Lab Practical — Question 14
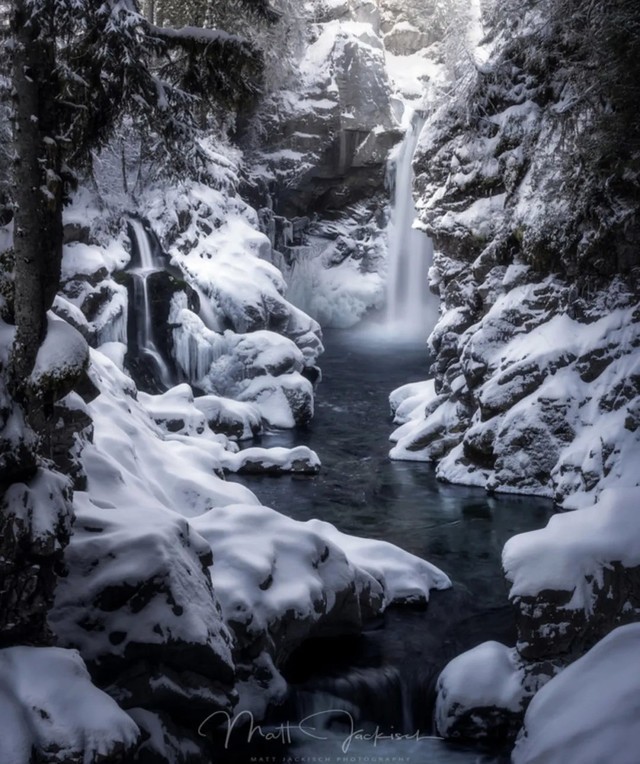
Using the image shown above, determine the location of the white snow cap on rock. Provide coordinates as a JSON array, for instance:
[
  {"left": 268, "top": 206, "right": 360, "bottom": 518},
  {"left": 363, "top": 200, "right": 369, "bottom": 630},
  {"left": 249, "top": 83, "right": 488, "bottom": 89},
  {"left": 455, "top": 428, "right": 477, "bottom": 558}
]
[
  {"left": 503, "top": 487, "right": 640, "bottom": 610},
  {"left": 435, "top": 641, "right": 526, "bottom": 737},
  {"left": 512, "top": 623, "right": 640, "bottom": 764}
]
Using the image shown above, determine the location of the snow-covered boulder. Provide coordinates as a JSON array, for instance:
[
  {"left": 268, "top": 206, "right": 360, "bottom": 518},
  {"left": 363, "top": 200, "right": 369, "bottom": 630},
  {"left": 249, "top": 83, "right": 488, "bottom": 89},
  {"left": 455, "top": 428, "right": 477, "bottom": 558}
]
[
  {"left": 170, "top": 304, "right": 316, "bottom": 428},
  {"left": 56, "top": 237, "right": 130, "bottom": 347},
  {"left": 0, "top": 647, "right": 140, "bottom": 764},
  {"left": 436, "top": 487, "right": 640, "bottom": 748},
  {"left": 435, "top": 641, "right": 527, "bottom": 743},
  {"left": 27, "top": 314, "right": 89, "bottom": 402},
  {"left": 1, "top": 468, "right": 74, "bottom": 645},
  {"left": 503, "top": 487, "right": 640, "bottom": 662},
  {"left": 512, "top": 623, "right": 640, "bottom": 764},
  {"left": 50, "top": 494, "right": 236, "bottom": 716},
  {"left": 194, "top": 393, "right": 262, "bottom": 441},
  {"left": 223, "top": 445, "right": 321, "bottom": 475},
  {"left": 192, "top": 504, "right": 450, "bottom": 714}
]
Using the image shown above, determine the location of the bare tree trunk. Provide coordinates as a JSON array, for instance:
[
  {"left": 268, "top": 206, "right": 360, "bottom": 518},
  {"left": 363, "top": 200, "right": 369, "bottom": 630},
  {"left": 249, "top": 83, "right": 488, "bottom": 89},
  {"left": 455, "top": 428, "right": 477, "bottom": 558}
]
[{"left": 9, "top": 0, "right": 63, "bottom": 401}]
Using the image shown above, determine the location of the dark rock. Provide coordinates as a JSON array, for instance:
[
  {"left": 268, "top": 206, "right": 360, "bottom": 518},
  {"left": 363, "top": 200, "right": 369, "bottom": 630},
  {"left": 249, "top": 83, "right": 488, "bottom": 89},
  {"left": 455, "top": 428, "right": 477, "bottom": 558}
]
[
  {"left": 510, "top": 563, "right": 640, "bottom": 663},
  {"left": 63, "top": 222, "right": 91, "bottom": 245}
]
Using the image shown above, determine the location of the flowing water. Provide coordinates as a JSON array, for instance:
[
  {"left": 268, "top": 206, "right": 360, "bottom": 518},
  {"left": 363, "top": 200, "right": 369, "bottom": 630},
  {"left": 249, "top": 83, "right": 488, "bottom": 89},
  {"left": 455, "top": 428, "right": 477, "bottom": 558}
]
[
  {"left": 128, "top": 219, "right": 173, "bottom": 388},
  {"left": 222, "top": 326, "right": 555, "bottom": 764},
  {"left": 386, "top": 113, "right": 437, "bottom": 340}
]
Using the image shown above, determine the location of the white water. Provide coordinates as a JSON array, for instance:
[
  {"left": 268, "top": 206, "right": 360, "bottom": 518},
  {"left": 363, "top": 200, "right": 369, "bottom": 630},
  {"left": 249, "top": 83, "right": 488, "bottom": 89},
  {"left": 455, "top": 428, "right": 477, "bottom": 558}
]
[
  {"left": 129, "top": 219, "right": 173, "bottom": 388},
  {"left": 386, "top": 113, "right": 437, "bottom": 341}
]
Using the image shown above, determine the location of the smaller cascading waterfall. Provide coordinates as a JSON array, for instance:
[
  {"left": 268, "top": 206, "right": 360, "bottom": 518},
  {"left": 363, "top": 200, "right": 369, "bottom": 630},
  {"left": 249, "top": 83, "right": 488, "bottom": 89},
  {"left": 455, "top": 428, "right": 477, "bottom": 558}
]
[
  {"left": 386, "top": 112, "right": 437, "bottom": 339},
  {"left": 128, "top": 219, "right": 173, "bottom": 388}
]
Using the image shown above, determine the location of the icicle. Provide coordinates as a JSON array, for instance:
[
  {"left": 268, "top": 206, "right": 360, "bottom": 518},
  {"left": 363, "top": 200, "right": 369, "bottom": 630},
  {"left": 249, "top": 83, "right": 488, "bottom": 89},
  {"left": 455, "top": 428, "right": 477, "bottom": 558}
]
[{"left": 169, "top": 294, "right": 228, "bottom": 386}]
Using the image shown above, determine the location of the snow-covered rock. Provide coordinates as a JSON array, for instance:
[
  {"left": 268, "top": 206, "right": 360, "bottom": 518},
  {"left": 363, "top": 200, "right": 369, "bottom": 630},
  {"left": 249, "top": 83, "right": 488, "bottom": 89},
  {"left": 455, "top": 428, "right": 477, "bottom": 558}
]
[
  {"left": 223, "top": 445, "right": 321, "bottom": 475},
  {"left": 503, "top": 487, "right": 640, "bottom": 662},
  {"left": 390, "top": 0, "right": 640, "bottom": 506},
  {"left": 28, "top": 314, "right": 89, "bottom": 401},
  {"left": 191, "top": 502, "right": 450, "bottom": 714},
  {"left": 512, "top": 623, "right": 640, "bottom": 764},
  {"left": 435, "top": 487, "right": 640, "bottom": 747},
  {"left": 435, "top": 641, "right": 527, "bottom": 743},
  {"left": 0, "top": 646, "right": 140, "bottom": 764},
  {"left": 50, "top": 493, "right": 237, "bottom": 716}
]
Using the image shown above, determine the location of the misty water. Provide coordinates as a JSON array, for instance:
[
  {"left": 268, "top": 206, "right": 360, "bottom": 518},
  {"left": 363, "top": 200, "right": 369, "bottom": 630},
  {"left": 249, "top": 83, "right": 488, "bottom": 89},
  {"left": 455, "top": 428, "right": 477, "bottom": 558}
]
[{"left": 220, "top": 326, "right": 555, "bottom": 764}]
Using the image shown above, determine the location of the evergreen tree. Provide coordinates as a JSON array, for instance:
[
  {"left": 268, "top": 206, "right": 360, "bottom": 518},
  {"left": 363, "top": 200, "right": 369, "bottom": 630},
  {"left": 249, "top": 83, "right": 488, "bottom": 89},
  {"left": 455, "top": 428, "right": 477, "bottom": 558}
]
[{"left": 5, "top": 0, "right": 267, "bottom": 396}]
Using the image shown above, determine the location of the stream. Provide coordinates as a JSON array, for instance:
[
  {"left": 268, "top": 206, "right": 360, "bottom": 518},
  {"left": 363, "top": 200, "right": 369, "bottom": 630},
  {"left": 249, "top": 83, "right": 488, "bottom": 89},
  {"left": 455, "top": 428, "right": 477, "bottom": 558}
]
[{"left": 221, "top": 326, "right": 555, "bottom": 764}]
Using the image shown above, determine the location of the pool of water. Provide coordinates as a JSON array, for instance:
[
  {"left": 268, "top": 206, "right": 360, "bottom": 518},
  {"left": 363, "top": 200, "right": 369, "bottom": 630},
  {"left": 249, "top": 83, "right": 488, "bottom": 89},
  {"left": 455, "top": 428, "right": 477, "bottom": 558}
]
[{"left": 222, "top": 327, "right": 555, "bottom": 763}]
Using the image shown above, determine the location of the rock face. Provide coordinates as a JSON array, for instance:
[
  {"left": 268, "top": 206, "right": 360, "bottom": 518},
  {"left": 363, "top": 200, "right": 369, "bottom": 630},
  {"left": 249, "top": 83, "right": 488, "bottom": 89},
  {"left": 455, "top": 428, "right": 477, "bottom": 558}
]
[
  {"left": 412, "top": 0, "right": 640, "bottom": 751},
  {"left": 249, "top": 6, "right": 399, "bottom": 217},
  {"left": 390, "top": 0, "right": 640, "bottom": 508}
]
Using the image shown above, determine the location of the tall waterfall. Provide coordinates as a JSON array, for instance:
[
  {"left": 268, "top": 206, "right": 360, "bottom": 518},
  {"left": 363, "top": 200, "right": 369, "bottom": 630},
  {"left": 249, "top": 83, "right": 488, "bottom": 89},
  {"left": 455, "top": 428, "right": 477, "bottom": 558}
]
[
  {"left": 386, "top": 113, "right": 437, "bottom": 340},
  {"left": 128, "top": 219, "right": 173, "bottom": 389}
]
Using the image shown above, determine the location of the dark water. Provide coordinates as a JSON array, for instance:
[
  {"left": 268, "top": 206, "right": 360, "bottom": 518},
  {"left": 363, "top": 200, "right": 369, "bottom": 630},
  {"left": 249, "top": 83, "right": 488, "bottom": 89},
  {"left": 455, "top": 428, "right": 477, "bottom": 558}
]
[{"left": 221, "top": 327, "right": 555, "bottom": 764}]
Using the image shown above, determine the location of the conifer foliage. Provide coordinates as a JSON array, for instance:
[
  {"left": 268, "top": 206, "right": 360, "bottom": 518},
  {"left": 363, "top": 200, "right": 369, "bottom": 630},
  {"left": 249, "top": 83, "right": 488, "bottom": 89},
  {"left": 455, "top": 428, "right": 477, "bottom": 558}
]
[{"left": 5, "top": 0, "right": 269, "bottom": 391}]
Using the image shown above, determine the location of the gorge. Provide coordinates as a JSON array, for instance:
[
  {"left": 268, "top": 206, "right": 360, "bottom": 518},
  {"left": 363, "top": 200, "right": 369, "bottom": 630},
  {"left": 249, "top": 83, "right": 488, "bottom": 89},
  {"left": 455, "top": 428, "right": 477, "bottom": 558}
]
[{"left": 0, "top": 1, "right": 639, "bottom": 763}]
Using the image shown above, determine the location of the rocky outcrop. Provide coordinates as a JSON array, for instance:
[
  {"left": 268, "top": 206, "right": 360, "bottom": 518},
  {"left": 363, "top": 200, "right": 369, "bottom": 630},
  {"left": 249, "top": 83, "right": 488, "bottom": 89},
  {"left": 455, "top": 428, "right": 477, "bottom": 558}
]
[
  {"left": 50, "top": 494, "right": 237, "bottom": 761},
  {"left": 390, "top": 0, "right": 640, "bottom": 507},
  {"left": 248, "top": 5, "right": 400, "bottom": 217},
  {"left": 413, "top": 0, "right": 640, "bottom": 749}
]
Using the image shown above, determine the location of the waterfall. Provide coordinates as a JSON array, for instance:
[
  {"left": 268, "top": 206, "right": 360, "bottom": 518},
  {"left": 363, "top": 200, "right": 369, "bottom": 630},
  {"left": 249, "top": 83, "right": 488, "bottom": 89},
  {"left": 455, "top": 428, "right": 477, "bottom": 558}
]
[
  {"left": 128, "top": 219, "right": 173, "bottom": 389},
  {"left": 386, "top": 113, "right": 437, "bottom": 340}
]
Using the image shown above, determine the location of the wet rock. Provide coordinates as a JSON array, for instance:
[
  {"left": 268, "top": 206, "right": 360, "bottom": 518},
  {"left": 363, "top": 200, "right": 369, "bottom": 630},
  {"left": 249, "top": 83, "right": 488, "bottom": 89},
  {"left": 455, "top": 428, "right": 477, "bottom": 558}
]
[{"left": 63, "top": 222, "right": 92, "bottom": 245}]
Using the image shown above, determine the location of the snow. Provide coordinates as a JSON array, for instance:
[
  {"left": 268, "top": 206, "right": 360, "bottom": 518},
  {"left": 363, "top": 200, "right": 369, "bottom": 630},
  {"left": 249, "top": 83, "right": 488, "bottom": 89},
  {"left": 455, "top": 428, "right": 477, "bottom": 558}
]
[
  {"left": 435, "top": 641, "right": 525, "bottom": 736},
  {"left": 512, "top": 623, "right": 640, "bottom": 764},
  {"left": 503, "top": 487, "right": 640, "bottom": 609},
  {"left": 389, "top": 379, "right": 436, "bottom": 421},
  {"left": 61, "top": 242, "right": 108, "bottom": 280},
  {"left": 193, "top": 393, "right": 262, "bottom": 441},
  {"left": 306, "top": 518, "right": 451, "bottom": 605},
  {"left": 29, "top": 314, "right": 88, "bottom": 391},
  {"left": 51, "top": 492, "right": 235, "bottom": 669},
  {"left": 0, "top": 647, "right": 139, "bottom": 764},
  {"left": 223, "top": 445, "right": 320, "bottom": 474},
  {"left": 2, "top": 468, "right": 72, "bottom": 549},
  {"left": 81, "top": 348, "right": 259, "bottom": 516},
  {"left": 191, "top": 504, "right": 380, "bottom": 642},
  {"left": 285, "top": 233, "right": 385, "bottom": 329}
]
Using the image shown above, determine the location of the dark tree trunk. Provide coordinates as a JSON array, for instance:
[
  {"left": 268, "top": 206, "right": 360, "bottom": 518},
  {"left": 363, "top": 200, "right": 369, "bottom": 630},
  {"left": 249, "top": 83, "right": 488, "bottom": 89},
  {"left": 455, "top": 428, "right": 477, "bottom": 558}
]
[{"left": 9, "top": 0, "right": 63, "bottom": 399}]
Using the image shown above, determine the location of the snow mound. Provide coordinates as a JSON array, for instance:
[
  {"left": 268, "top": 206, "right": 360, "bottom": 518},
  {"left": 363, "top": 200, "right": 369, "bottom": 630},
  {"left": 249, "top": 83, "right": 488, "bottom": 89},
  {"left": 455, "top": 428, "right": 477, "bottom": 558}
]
[
  {"left": 29, "top": 314, "right": 88, "bottom": 395},
  {"left": 0, "top": 646, "right": 140, "bottom": 764},
  {"left": 512, "top": 623, "right": 640, "bottom": 764},
  {"left": 306, "top": 518, "right": 451, "bottom": 605},
  {"left": 223, "top": 445, "right": 320, "bottom": 475},
  {"left": 435, "top": 641, "right": 526, "bottom": 740},
  {"left": 83, "top": 348, "right": 258, "bottom": 517}
]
